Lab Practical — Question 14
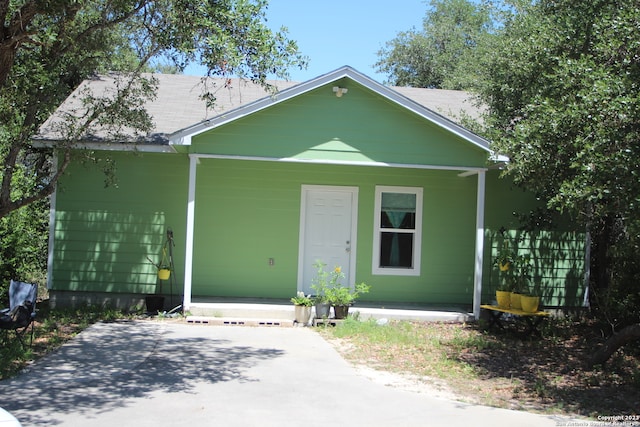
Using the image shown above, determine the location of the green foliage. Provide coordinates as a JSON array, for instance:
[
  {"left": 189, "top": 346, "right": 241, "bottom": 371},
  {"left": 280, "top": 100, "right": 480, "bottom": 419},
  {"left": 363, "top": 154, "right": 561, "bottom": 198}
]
[
  {"left": 325, "top": 282, "right": 371, "bottom": 306},
  {"left": 0, "top": 0, "right": 307, "bottom": 294},
  {"left": 0, "top": 197, "right": 48, "bottom": 304},
  {"left": 477, "top": 0, "right": 640, "bottom": 323},
  {"left": 329, "top": 318, "right": 423, "bottom": 346},
  {"left": 310, "top": 261, "right": 344, "bottom": 303},
  {"left": 290, "top": 291, "right": 313, "bottom": 307},
  {"left": 0, "top": 0, "right": 308, "bottom": 219},
  {"left": 310, "top": 260, "right": 371, "bottom": 305},
  {"left": 493, "top": 239, "right": 532, "bottom": 293},
  {"left": 375, "top": 0, "right": 497, "bottom": 89},
  {"left": 594, "top": 225, "right": 640, "bottom": 329},
  {"left": 480, "top": 0, "right": 640, "bottom": 225}
]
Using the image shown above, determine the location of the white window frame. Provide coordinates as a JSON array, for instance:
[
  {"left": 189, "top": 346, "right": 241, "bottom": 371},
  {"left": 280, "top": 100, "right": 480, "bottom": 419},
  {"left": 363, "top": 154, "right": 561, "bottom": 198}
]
[{"left": 372, "top": 186, "right": 423, "bottom": 276}]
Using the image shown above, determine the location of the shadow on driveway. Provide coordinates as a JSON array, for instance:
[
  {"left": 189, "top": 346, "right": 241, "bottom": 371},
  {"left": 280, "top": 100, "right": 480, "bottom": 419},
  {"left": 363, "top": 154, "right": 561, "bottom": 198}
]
[{"left": 0, "top": 321, "right": 284, "bottom": 426}]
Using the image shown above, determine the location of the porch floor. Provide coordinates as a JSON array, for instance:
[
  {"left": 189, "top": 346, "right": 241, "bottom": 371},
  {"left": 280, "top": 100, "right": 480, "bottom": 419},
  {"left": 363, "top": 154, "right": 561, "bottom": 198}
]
[{"left": 185, "top": 297, "right": 474, "bottom": 324}]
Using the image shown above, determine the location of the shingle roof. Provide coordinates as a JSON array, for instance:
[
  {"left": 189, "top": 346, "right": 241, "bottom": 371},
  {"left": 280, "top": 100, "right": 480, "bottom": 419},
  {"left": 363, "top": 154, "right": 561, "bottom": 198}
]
[{"left": 36, "top": 68, "right": 483, "bottom": 146}]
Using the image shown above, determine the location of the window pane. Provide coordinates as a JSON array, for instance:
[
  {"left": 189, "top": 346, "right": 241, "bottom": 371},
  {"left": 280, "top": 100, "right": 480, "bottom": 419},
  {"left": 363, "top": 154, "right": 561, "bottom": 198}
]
[
  {"left": 379, "top": 232, "right": 414, "bottom": 268},
  {"left": 381, "top": 192, "right": 416, "bottom": 230},
  {"left": 381, "top": 211, "right": 415, "bottom": 229}
]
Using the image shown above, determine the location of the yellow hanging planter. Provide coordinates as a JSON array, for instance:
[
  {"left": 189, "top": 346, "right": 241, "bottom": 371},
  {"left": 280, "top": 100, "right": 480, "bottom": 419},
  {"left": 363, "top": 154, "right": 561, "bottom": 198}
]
[
  {"left": 499, "top": 262, "right": 510, "bottom": 272},
  {"left": 158, "top": 268, "right": 171, "bottom": 280}
]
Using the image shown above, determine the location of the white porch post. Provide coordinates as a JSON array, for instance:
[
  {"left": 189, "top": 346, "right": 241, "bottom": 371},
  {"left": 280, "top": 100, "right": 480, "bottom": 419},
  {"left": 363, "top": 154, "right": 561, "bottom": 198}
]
[
  {"left": 183, "top": 154, "right": 198, "bottom": 311},
  {"left": 46, "top": 153, "right": 59, "bottom": 290},
  {"left": 473, "top": 170, "right": 486, "bottom": 320}
]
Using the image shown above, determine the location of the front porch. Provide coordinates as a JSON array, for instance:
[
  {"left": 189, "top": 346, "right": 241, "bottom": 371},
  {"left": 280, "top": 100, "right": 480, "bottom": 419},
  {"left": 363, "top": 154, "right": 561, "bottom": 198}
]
[{"left": 186, "top": 297, "right": 473, "bottom": 326}]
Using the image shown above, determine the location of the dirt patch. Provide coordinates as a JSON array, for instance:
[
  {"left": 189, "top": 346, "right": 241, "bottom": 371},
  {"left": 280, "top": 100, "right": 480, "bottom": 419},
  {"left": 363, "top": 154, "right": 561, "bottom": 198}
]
[{"left": 323, "top": 319, "right": 640, "bottom": 418}]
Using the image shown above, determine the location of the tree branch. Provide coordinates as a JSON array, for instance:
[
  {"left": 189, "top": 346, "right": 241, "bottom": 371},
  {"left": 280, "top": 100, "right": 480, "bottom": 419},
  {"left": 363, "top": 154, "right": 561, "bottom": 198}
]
[{"left": 589, "top": 323, "right": 640, "bottom": 368}]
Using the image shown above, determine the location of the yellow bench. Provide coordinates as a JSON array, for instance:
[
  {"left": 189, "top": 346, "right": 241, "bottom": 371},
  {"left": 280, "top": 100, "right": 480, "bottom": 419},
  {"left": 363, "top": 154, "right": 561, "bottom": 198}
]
[{"left": 480, "top": 304, "right": 551, "bottom": 337}]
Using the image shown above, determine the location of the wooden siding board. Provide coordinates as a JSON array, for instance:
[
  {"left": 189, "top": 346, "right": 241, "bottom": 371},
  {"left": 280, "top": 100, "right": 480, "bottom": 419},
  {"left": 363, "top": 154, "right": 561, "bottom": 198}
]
[
  {"left": 482, "top": 171, "right": 586, "bottom": 307},
  {"left": 189, "top": 158, "right": 479, "bottom": 304},
  {"left": 52, "top": 152, "right": 188, "bottom": 294},
  {"left": 52, "top": 152, "right": 586, "bottom": 307},
  {"left": 191, "top": 84, "right": 487, "bottom": 167}
]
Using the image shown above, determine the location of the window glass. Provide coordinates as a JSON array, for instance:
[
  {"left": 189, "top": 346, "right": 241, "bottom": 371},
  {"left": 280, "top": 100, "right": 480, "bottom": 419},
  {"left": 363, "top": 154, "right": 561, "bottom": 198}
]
[{"left": 373, "top": 187, "right": 422, "bottom": 276}]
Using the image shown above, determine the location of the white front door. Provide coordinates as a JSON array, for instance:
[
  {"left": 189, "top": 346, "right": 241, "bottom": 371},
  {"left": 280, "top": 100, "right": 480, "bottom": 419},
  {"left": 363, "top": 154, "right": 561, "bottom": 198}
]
[{"left": 298, "top": 186, "right": 358, "bottom": 295}]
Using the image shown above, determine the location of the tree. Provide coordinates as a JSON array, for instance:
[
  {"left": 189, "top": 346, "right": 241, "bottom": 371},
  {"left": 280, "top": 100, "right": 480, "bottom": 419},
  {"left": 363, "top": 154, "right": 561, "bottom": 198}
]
[
  {"left": 477, "top": 0, "right": 640, "bottom": 335},
  {"left": 0, "top": 0, "right": 307, "bottom": 220},
  {"left": 374, "top": 0, "right": 496, "bottom": 89}
]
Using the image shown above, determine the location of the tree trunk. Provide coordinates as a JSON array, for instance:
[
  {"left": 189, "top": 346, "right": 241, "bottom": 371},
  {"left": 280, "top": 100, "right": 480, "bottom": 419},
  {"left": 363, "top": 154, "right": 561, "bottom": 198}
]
[
  {"left": 588, "top": 215, "right": 614, "bottom": 312},
  {"left": 589, "top": 323, "right": 640, "bottom": 368}
]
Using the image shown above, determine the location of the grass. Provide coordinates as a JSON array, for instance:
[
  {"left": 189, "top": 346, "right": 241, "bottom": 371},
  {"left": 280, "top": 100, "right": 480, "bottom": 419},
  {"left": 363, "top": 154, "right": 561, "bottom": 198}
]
[
  {"left": 321, "top": 317, "right": 498, "bottom": 383},
  {"left": 318, "top": 316, "right": 640, "bottom": 418}
]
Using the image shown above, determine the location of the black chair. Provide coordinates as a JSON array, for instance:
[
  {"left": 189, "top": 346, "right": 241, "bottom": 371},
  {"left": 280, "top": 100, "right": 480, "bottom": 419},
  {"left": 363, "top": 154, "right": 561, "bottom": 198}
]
[{"left": 0, "top": 280, "right": 38, "bottom": 347}]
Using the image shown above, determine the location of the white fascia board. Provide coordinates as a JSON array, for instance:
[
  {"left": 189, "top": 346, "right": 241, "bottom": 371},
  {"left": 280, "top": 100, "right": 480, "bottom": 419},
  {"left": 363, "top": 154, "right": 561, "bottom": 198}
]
[{"left": 191, "top": 152, "right": 488, "bottom": 173}]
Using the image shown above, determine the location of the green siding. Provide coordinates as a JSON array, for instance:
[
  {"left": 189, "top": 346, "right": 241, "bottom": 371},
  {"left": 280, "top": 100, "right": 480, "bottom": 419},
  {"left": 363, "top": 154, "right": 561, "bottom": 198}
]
[
  {"left": 52, "top": 154, "right": 585, "bottom": 307},
  {"left": 49, "top": 80, "right": 585, "bottom": 308},
  {"left": 483, "top": 171, "right": 586, "bottom": 308},
  {"left": 191, "top": 80, "right": 488, "bottom": 168},
  {"left": 191, "top": 158, "right": 479, "bottom": 304},
  {"left": 52, "top": 152, "right": 189, "bottom": 294}
]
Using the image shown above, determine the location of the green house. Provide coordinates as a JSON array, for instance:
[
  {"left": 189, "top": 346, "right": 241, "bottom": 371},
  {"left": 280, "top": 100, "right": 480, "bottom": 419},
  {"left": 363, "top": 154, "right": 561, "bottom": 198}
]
[{"left": 38, "top": 66, "right": 587, "bottom": 318}]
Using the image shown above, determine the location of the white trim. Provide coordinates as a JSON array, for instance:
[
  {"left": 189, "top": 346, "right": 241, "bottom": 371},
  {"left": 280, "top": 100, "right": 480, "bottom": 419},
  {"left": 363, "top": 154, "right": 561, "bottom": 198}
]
[
  {"left": 473, "top": 171, "right": 486, "bottom": 320},
  {"left": 372, "top": 186, "right": 423, "bottom": 276},
  {"left": 46, "top": 154, "right": 59, "bottom": 290},
  {"left": 583, "top": 230, "right": 591, "bottom": 308},
  {"left": 183, "top": 154, "right": 198, "bottom": 311},
  {"left": 297, "top": 185, "right": 359, "bottom": 290},
  {"left": 189, "top": 153, "right": 487, "bottom": 174}
]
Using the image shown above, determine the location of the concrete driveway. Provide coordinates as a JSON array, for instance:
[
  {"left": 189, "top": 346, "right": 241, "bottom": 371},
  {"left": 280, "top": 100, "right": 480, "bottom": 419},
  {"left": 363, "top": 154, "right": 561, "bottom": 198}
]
[{"left": 0, "top": 321, "right": 577, "bottom": 427}]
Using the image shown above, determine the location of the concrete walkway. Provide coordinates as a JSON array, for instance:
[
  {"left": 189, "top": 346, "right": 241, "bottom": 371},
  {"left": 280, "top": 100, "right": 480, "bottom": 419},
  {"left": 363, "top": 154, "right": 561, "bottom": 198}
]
[{"left": 0, "top": 321, "right": 580, "bottom": 427}]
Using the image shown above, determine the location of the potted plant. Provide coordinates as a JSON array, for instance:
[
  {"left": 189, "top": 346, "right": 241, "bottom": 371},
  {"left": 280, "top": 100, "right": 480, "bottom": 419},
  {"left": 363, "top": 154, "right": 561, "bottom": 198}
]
[
  {"left": 290, "top": 291, "right": 313, "bottom": 324},
  {"left": 494, "top": 241, "right": 515, "bottom": 272},
  {"left": 493, "top": 239, "right": 536, "bottom": 310},
  {"left": 494, "top": 241, "right": 515, "bottom": 308},
  {"left": 326, "top": 281, "right": 371, "bottom": 319},
  {"left": 310, "top": 261, "right": 333, "bottom": 318},
  {"left": 145, "top": 250, "right": 171, "bottom": 312},
  {"left": 520, "top": 283, "right": 541, "bottom": 313},
  {"left": 147, "top": 253, "right": 171, "bottom": 280},
  {"left": 510, "top": 254, "right": 532, "bottom": 310}
]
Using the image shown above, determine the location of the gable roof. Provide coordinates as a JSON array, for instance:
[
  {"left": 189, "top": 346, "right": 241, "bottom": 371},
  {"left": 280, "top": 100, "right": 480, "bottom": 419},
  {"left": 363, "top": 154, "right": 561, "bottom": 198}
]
[{"left": 36, "top": 66, "right": 488, "bottom": 152}]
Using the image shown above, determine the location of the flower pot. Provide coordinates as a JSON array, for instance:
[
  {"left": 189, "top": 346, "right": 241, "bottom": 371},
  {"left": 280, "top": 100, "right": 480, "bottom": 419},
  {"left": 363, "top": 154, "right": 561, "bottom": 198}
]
[
  {"left": 315, "top": 302, "right": 331, "bottom": 319},
  {"left": 496, "top": 290, "right": 511, "bottom": 309},
  {"left": 158, "top": 268, "right": 171, "bottom": 280},
  {"left": 333, "top": 305, "right": 350, "bottom": 319},
  {"left": 294, "top": 305, "right": 312, "bottom": 324},
  {"left": 521, "top": 295, "right": 540, "bottom": 313},
  {"left": 145, "top": 295, "right": 165, "bottom": 313},
  {"left": 510, "top": 292, "right": 522, "bottom": 310}
]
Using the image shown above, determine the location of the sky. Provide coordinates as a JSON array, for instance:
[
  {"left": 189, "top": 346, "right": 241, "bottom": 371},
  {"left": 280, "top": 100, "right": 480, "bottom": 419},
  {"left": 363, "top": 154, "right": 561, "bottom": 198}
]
[{"left": 185, "top": 0, "right": 428, "bottom": 84}]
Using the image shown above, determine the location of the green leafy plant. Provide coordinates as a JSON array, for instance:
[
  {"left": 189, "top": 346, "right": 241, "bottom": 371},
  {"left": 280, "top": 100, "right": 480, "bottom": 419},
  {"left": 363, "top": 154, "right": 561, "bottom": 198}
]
[
  {"left": 494, "top": 240, "right": 531, "bottom": 293},
  {"left": 290, "top": 291, "right": 313, "bottom": 307},
  {"left": 310, "top": 261, "right": 344, "bottom": 303},
  {"left": 325, "top": 282, "right": 371, "bottom": 306},
  {"left": 494, "top": 241, "right": 515, "bottom": 273},
  {"left": 310, "top": 260, "right": 371, "bottom": 306}
]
